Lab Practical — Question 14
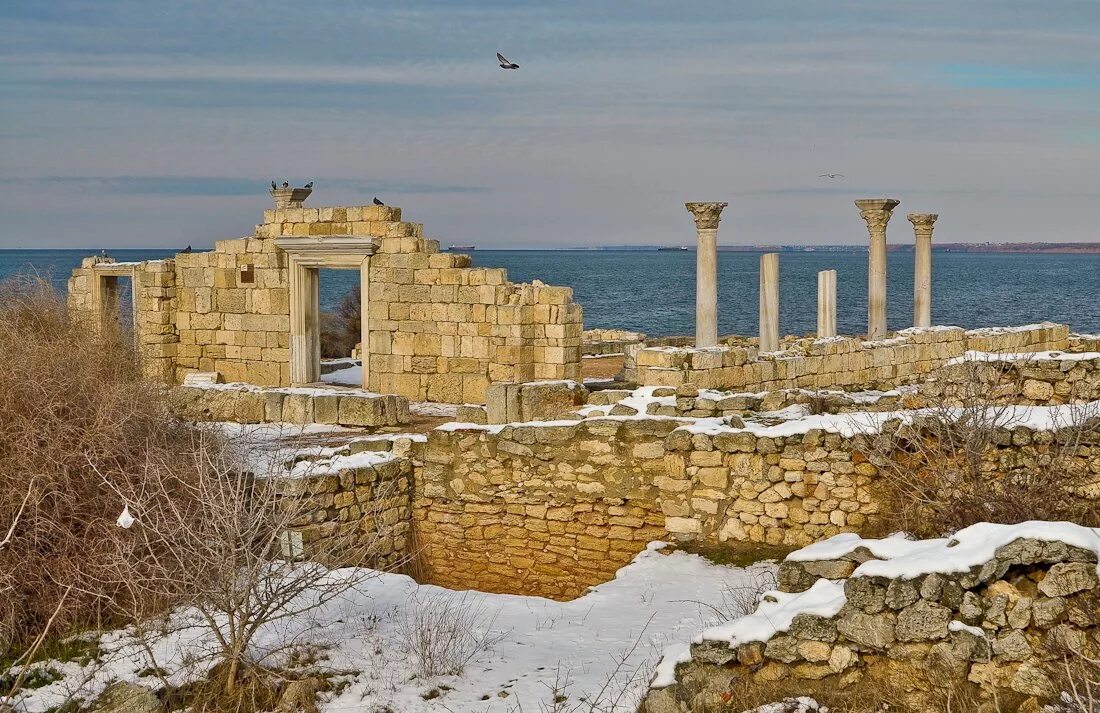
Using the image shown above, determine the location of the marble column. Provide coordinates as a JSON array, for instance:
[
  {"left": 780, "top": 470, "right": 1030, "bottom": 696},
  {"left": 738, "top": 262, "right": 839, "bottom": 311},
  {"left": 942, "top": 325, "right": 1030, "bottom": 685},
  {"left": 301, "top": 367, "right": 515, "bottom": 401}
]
[
  {"left": 908, "top": 213, "right": 938, "bottom": 329},
  {"left": 685, "top": 202, "right": 728, "bottom": 348},
  {"left": 359, "top": 256, "right": 371, "bottom": 390},
  {"left": 855, "top": 198, "right": 900, "bottom": 339},
  {"left": 817, "top": 269, "right": 837, "bottom": 338},
  {"left": 759, "top": 253, "right": 779, "bottom": 352},
  {"left": 289, "top": 258, "right": 321, "bottom": 385}
]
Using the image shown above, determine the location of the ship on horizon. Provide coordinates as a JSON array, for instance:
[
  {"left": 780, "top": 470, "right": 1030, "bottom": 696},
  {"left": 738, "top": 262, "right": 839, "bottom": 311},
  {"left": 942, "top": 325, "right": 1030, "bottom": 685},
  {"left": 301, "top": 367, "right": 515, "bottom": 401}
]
[
  {"left": 656, "top": 245, "right": 689, "bottom": 251},
  {"left": 447, "top": 244, "right": 476, "bottom": 251}
]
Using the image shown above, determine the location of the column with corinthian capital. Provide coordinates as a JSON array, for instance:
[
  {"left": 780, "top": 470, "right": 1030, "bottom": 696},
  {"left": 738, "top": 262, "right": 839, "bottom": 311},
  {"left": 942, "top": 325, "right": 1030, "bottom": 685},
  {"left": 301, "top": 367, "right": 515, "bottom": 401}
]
[
  {"left": 855, "top": 198, "right": 900, "bottom": 339},
  {"left": 685, "top": 202, "right": 728, "bottom": 348},
  {"left": 907, "top": 213, "right": 938, "bottom": 329}
]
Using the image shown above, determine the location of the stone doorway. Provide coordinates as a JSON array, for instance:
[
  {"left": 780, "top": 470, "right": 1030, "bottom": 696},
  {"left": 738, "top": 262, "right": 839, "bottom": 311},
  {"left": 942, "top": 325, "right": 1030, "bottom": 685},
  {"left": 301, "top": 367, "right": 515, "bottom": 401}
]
[
  {"left": 90, "top": 262, "right": 139, "bottom": 339},
  {"left": 273, "top": 236, "right": 377, "bottom": 388}
]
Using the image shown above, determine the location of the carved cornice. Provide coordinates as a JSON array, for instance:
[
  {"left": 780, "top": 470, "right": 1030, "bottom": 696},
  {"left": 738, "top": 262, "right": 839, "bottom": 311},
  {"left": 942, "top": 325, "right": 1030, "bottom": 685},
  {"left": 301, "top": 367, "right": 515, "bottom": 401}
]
[{"left": 685, "top": 202, "right": 728, "bottom": 230}]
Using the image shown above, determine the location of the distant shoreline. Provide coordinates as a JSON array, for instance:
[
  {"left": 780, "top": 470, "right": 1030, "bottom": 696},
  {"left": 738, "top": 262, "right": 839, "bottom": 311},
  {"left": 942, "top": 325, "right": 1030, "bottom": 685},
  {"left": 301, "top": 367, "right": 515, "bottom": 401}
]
[{"left": 563, "top": 243, "right": 1100, "bottom": 254}]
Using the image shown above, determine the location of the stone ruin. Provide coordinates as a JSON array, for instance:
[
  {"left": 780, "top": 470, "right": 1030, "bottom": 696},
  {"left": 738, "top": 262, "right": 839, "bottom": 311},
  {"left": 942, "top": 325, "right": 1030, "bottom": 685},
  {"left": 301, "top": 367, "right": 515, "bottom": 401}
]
[
  {"left": 67, "top": 188, "right": 583, "bottom": 404},
  {"left": 643, "top": 523, "right": 1100, "bottom": 712}
]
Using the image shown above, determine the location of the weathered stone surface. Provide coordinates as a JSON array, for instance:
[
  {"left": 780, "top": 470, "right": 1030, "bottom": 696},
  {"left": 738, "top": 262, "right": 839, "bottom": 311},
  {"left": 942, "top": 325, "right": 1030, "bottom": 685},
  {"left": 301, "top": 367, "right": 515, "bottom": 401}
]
[
  {"left": 1037, "top": 562, "right": 1098, "bottom": 597},
  {"left": 837, "top": 609, "right": 894, "bottom": 649},
  {"left": 896, "top": 599, "right": 952, "bottom": 641}
]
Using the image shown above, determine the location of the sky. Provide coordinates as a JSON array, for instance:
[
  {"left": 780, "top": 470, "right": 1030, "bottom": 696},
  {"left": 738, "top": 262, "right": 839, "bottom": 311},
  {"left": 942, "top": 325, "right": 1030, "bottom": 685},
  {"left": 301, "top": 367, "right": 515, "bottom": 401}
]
[{"left": 1, "top": 1, "right": 1099, "bottom": 249}]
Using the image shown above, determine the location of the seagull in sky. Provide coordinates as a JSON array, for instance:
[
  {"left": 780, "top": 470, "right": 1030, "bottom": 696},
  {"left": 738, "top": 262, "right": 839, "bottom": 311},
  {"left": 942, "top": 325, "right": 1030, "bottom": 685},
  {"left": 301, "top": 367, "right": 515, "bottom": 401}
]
[
  {"left": 497, "top": 52, "right": 519, "bottom": 70},
  {"left": 373, "top": 197, "right": 385, "bottom": 206},
  {"left": 819, "top": 173, "right": 845, "bottom": 179}
]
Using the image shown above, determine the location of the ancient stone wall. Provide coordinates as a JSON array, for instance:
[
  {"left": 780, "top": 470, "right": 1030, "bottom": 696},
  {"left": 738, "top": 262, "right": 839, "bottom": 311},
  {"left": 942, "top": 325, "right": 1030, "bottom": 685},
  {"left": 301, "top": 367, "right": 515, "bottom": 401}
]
[
  {"left": 274, "top": 451, "right": 415, "bottom": 572},
  {"left": 411, "top": 414, "right": 1100, "bottom": 599},
  {"left": 635, "top": 324, "right": 1070, "bottom": 392},
  {"left": 645, "top": 525, "right": 1100, "bottom": 712},
  {"left": 67, "top": 257, "right": 179, "bottom": 382},
  {"left": 366, "top": 235, "right": 583, "bottom": 403},
  {"left": 169, "top": 382, "right": 410, "bottom": 427},
  {"left": 923, "top": 352, "right": 1100, "bottom": 405}
]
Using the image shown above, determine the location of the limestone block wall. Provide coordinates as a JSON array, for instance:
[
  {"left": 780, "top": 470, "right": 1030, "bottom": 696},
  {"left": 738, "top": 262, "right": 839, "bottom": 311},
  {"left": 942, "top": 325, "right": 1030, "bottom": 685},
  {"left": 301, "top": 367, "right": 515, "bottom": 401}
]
[
  {"left": 416, "top": 420, "right": 674, "bottom": 598},
  {"left": 169, "top": 383, "right": 410, "bottom": 427},
  {"left": 645, "top": 526, "right": 1100, "bottom": 712},
  {"left": 412, "top": 414, "right": 1100, "bottom": 599},
  {"left": 67, "top": 257, "right": 179, "bottom": 382},
  {"left": 366, "top": 237, "right": 584, "bottom": 403},
  {"left": 69, "top": 202, "right": 583, "bottom": 399},
  {"left": 172, "top": 236, "right": 291, "bottom": 385},
  {"left": 635, "top": 324, "right": 1070, "bottom": 392}
]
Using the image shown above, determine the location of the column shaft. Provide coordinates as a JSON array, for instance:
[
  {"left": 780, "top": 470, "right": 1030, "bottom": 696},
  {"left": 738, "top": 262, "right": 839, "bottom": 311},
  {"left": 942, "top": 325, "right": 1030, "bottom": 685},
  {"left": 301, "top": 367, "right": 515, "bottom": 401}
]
[
  {"left": 759, "top": 253, "right": 779, "bottom": 352},
  {"left": 696, "top": 228, "right": 718, "bottom": 347},
  {"left": 817, "top": 269, "right": 837, "bottom": 338},
  {"left": 855, "top": 199, "right": 900, "bottom": 339}
]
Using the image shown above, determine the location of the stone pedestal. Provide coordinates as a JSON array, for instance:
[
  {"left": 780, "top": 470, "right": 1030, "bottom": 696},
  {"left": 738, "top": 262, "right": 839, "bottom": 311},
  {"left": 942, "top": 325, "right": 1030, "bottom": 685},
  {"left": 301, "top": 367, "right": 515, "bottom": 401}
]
[
  {"left": 270, "top": 187, "right": 313, "bottom": 209},
  {"left": 908, "top": 213, "right": 938, "bottom": 329},
  {"left": 817, "top": 269, "right": 837, "bottom": 338},
  {"left": 759, "top": 253, "right": 779, "bottom": 352},
  {"left": 685, "top": 202, "right": 728, "bottom": 348},
  {"left": 855, "top": 198, "right": 900, "bottom": 339}
]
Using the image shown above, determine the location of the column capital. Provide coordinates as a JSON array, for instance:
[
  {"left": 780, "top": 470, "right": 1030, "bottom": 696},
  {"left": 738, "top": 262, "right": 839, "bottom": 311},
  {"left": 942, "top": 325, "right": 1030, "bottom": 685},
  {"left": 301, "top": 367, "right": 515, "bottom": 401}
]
[
  {"left": 685, "top": 202, "right": 728, "bottom": 230},
  {"left": 907, "top": 212, "right": 939, "bottom": 235},
  {"left": 855, "top": 198, "right": 900, "bottom": 233}
]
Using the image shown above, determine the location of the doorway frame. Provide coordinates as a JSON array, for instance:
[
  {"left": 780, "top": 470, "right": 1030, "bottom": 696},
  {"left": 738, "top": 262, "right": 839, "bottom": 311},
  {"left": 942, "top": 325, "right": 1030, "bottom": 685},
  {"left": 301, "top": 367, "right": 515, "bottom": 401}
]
[{"left": 273, "top": 236, "right": 377, "bottom": 388}]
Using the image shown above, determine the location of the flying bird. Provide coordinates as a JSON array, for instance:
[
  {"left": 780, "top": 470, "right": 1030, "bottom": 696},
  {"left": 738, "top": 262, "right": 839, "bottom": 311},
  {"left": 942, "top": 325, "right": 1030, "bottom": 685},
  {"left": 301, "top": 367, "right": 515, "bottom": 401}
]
[
  {"left": 304, "top": 181, "right": 314, "bottom": 189},
  {"left": 373, "top": 197, "right": 385, "bottom": 206},
  {"left": 271, "top": 180, "right": 277, "bottom": 190},
  {"left": 497, "top": 52, "right": 519, "bottom": 70},
  {"left": 282, "top": 181, "right": 289, "bottom": 188},
  {"left": 819, "top": 173, "right": 845, "bottom": 179}
]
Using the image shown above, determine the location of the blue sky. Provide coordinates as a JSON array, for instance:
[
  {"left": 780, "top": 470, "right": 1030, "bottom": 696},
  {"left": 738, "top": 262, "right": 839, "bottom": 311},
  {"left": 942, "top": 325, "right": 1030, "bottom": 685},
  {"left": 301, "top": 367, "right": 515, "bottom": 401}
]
[{"left": 1, "top": 1, "right": 1098, "bottom": 248}]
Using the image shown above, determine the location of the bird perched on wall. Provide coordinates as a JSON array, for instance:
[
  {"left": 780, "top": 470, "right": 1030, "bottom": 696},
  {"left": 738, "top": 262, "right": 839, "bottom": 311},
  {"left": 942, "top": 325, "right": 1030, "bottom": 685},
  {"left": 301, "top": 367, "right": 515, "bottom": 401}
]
[
  {"left": 304, "top": 181, "right": 314, "bottom": 189},
  {"left": 373, "top": 196, "right": 385, "bottom": 206},
  {"left": 497, "top": 52, "right": 519, "bottom": 70},
  {"left": 270, "top": 180, "right": 277, "bottom": 190},
  {"left": 282, "top": 181, "right": 289, "bottom": 188},
  {"left": 182, "top": 245, "right": 192, "bottom": 253}
]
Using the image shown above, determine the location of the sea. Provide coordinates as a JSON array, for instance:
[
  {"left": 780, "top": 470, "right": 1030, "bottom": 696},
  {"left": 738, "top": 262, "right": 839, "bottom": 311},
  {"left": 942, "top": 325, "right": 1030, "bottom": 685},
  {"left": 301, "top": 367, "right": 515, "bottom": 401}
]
[{"left": 2, "top": 248, "right": 1098, "bottom": 337}]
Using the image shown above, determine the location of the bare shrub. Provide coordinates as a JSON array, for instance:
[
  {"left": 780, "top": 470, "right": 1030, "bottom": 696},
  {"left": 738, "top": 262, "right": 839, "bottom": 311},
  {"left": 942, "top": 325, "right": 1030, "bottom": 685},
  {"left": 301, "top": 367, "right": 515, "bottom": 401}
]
[
  {"left": 320, "top": 286, "right": 360, "bottom": 359},
  {"left": 397, "top": 590, "right": 509, "bottom": 677},
  {"left": 858, "top": 359, "right": 1100, "bottom": 538},
  {"left": 0, "top": 276, "right": 189, "bottom": 654}
]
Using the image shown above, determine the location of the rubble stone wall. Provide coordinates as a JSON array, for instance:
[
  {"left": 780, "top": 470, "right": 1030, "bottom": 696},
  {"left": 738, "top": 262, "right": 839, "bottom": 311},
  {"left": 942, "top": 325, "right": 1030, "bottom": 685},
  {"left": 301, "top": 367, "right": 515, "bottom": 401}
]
[
  {"left": 636, "top": 324, "right": 1070, "bottom": 392},
  {"left": 645, "top": 532, "right": 1100, "bottom": 712},
  {"left": 922, "top": 353, "right": 1100, "bottom": 406},
  {"left": 274, "top": 454, "right": 415, "bottom": 572},
  {"left": 412, "top": 415, "right": 1100, "bottom": 599}
]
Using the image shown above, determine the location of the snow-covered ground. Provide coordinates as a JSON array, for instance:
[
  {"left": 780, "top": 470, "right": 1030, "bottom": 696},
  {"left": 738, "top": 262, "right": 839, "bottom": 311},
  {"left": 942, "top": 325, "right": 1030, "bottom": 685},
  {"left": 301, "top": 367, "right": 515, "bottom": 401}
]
[{"left": 10, "top": 545, "right": 774, "bottom": 713}]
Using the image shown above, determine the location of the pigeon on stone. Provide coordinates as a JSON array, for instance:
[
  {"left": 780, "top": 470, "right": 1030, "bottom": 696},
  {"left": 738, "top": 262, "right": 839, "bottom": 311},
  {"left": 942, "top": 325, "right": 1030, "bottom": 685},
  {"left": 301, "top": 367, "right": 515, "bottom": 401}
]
[
  {"left": 116, "top": 505, "right": 135, "bottom": 529},
  {"left": 373, "top": 197, "right": 385, "bottom": 206},
  {"left": 271, "top": 180, "right": 277, "bottom": 190},
  {"left": 282, "top": 181, "right": 290, "bottom": 188},
  {"left": 304, "top": 181, "right": 314, "bottom": 189},
  {"left": 182, "top": 245, "right": 192, "bottom": 253},
  {"left": 497, "top": 52, "right": 519, "bottom": 70}
]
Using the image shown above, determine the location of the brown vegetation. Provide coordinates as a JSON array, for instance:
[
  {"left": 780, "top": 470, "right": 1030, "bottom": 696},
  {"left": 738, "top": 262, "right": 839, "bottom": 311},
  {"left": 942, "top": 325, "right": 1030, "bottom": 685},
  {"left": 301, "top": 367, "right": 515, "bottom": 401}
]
[
  {"left": 860, "top": 359, "right": 1100, "bottom": 538},
  {"left": 319, "top": 286, "right": 360, "bottom": 359}
]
